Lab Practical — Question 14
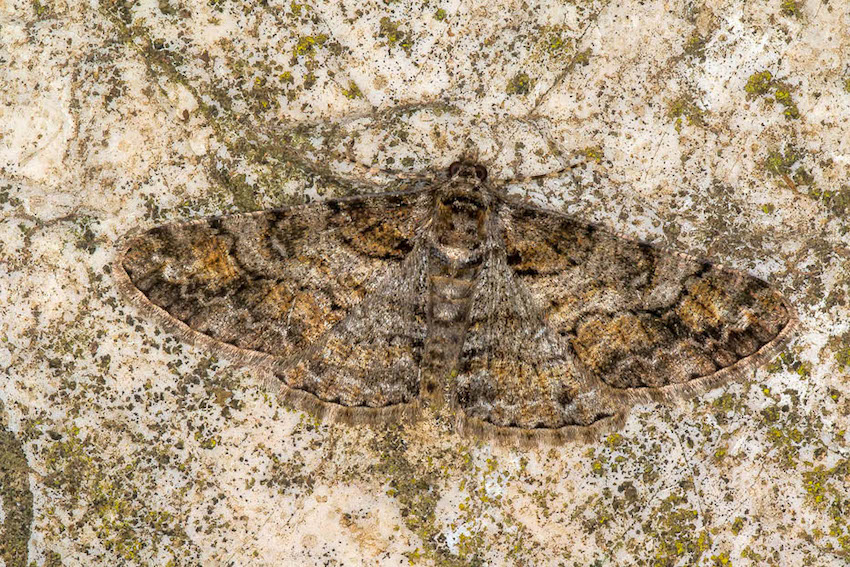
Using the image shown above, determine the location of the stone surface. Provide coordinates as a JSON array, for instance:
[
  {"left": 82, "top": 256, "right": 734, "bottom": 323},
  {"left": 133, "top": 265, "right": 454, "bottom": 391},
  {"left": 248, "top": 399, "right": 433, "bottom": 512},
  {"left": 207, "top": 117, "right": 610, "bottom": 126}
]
[{"left": 1, "top": 0, "right": 849, "bottom": 565}]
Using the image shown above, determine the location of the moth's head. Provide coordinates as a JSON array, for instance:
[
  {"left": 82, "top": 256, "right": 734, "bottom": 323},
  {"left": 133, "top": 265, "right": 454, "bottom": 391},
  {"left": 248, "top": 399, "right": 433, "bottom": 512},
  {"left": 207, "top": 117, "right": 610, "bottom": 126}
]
[
  {"left": 447, "top": 161, "right": 488, "bottom": 184},
  {"left": 439, "top": 161, "right": 491, "bottom": 207}
]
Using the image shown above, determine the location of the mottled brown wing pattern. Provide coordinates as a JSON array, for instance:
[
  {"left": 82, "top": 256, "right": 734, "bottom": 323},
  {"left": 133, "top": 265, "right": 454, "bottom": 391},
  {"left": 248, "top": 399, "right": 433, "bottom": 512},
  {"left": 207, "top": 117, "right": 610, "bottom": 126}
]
[
  {"left": 117, "top": 161, "right": 797, "bottom": 444},
  {"left": 501, "top": 203, "right": 795, "bottom": 395},
  {"left": 275, "top": 242, "right": 430, "bottom": 408},
  {"left": 118, "top": 189, "right": 431, "bottom": 410},
  {"left": 454, "top": 245, "right": 612, "bottom": 430}
]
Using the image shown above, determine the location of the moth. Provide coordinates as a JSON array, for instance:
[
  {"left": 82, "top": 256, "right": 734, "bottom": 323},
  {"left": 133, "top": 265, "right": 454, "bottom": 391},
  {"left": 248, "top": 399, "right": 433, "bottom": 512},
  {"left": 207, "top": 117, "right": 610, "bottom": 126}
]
[{"left": 116, "top": 162, "right": 796, "bottom": 444}]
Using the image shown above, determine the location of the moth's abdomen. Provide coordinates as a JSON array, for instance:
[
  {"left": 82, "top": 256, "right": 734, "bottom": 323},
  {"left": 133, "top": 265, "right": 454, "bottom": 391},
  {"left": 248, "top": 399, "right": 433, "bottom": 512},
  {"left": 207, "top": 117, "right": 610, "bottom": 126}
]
[
  {"left": 422, "top": 198, "right": 489, "bottom": 404},
  {"left": 423, "top": 268, "right": 479, "bottom": 402}
]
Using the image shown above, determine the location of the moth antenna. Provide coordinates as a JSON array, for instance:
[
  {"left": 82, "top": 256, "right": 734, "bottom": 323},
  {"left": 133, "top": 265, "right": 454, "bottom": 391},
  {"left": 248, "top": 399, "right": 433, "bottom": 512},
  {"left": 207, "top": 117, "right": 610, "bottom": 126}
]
[
  {"left": 331, "top": 155, "right": 436, "bottom": 183},
  {"left": 502, "top": 162, "right": 582, "bottom": 184}
]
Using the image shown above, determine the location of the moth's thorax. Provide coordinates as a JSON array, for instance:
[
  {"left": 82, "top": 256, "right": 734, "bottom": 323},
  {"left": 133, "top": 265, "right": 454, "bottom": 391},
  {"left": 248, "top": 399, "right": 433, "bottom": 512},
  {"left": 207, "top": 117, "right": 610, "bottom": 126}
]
[
  {"left": 430, "top": 178, "right": 492, "bottom": 264},
  {"left": 421, "top": 177, "right": 492, "bottom": 405}
]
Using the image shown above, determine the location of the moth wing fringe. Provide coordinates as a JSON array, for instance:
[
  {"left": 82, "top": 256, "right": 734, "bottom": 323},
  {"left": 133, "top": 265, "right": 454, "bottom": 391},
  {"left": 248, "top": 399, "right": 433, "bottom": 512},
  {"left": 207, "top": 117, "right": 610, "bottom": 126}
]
[{"left": 261, "top": 373, "right": 421, "bottom": 427}]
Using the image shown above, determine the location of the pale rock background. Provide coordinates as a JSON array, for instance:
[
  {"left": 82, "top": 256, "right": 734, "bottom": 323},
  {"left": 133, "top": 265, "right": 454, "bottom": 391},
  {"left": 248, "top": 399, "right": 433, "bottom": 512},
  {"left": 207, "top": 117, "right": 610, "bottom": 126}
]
[{"left": 1, "top": 0, "right": 850, "bottom": 565}]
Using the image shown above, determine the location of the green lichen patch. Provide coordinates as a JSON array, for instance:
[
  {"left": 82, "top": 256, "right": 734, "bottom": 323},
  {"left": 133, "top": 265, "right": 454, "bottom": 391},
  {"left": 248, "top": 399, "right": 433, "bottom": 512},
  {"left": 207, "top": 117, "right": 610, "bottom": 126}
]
[
  {"left": 573, "top": 48, "right": 592, "bottom": 66},
  {"left": 766, "top": 349, "right": 811, "bottom": 378},
  {"left": 780, "top": 0, "right": 800, "bottom": 17},
  {"left": 72, "top": 216, "right": 101, "bottom": 254},
  {"left": 341, "top": 81, "right": 363, "bottom": 100},
  {"left": 378, "top": 17, "right": 413, "bottom": 54},
  {"left": 31, "top": 0, "right": 51, "bottom": 17},
  {"left": 372, "top": 429, "right": 448, "bottom": 564},
  {"left": 292, "top": 34, "right": 329, "bottom": 60},
  {"left": 773, "top": 84, "right": 800, "bottom": 119},
  {"left": 506, "top": 72, "right": 534, "bottom": 96},
  {"left": 827, "top": 331, "right": 850, "bottom": 372},
  {"left": 42, "top": 423, "right": 195, "bottom": 564},
  {"left": 763, "top": 147, "right": 799, "bottom": 177},
  {"left": 434, "top": 8, "right": 447, "bottom": 21},
  {"left": 368, "top": 432, "right": 529, "bottom": 564},
  {"left": 800, "top": 461, "right": 850, "bottom": 555},
  {"left": 745, "top": 71, "right": 774, "bottom": 97},
  {"left": 0, "top": 408, "right": 32, "bottom": 567},
  {"left": 731, "top": 516, "right": 745, "bottom": 535},
  {"left": 668, "top": 95, "right": 705, "bottom": 132},
  {"left": 208, "top": 165, "right": 258, "bottom": 212},
  {"left": 0, "top": 183, "right": 22, "bottom": 208},
  {"left": 745, "top": 70, "right": 800, "bottom": 119},
  {"left": 644, "top": 492, "right": 710, "bottom": 566},
  {"left": 711, "top": 392, "right": 746, "bottom": 426},
  {"left": 581, "top": 146, "right": 603, "bottom": 164},
  {"left": 808, "top": 185, "right": 850, "bottom": 217},
  {"left": 684, "top": 34, "right": 706, "bottom": 60},
  {"left": 260, "top": 446, "right": 314, "bottom": 494},
  {"left": 543, "top": 30, "right": 576, "bottom": 57}
]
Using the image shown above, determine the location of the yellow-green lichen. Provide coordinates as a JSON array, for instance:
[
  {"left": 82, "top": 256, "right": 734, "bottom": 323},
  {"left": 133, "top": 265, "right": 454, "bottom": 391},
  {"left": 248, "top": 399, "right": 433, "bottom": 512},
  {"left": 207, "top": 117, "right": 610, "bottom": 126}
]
[
  {"left": 573, "top": 48, "right": 592, "bottom": 66},
  {"left": 731, "top": 516, "right": 745, "bottom": 535},
  {"left": 780, "top": 0, "right": 799, "bottom": 17},
  {"left": 0, "top": 403, "right": 32, "bottom": 567},
  {"left": 684, "top": 34, "right": 706, "bottom": 59},
  {"left": 800, "top": 460, "right": 850, "bottom": 556},
  {"left": 668, "top": 96, "right": 704, "bottom": 131},
  {"left": 745, "top": 71, "right": 774, "bottom": 96},
  {"left": 582, "top": 146, "right": 603, "bottom": 164},
  {"left": 506, "top": 72, "right": 534, "bottom": 96},
  {"left": 763, "top": 147, "right": 799, "bottom": 177},
  {"left": 745, "top": 70, "right": 800, "bottom": 119},
  {"left": 32, "top": 0, "right": 50, "bottom": 17},
  {"left": 373, "top": 430, "right": 447, "bottom": 563},
  {"left": 808, "top": 184, "right": 850, "bottom": 216},
  {"left": 434, "top": 8, "right": 446, "bottom": 21},
  {"left": 774, "top": 86, "right": 800, "bottom": 118},
  {"left": 293, "top": 34, "right": 328, "bottom": 60},
  {"left": 827, "top": 331, "right": 850, "bottom": 371},
  {"left": 546, "top": 31, "right": 573, "bottom": 55},
  {"left": 260, "top": 446, "right": 314, "bottom": 494},
  {"left": 43, "top": 422, "right": 191, "bottom": 564},
  {"left": 766, "top": 349, "right": 811, "bottom": 377},
  {"left": 341, "top": 81, "right": 363, "bottom": 99},
  {"left": 645, "top": 493, "right": 709, "bottom": 566},
  {"left": 378, "top": 17, "right": 412, "bottom": 53}
]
